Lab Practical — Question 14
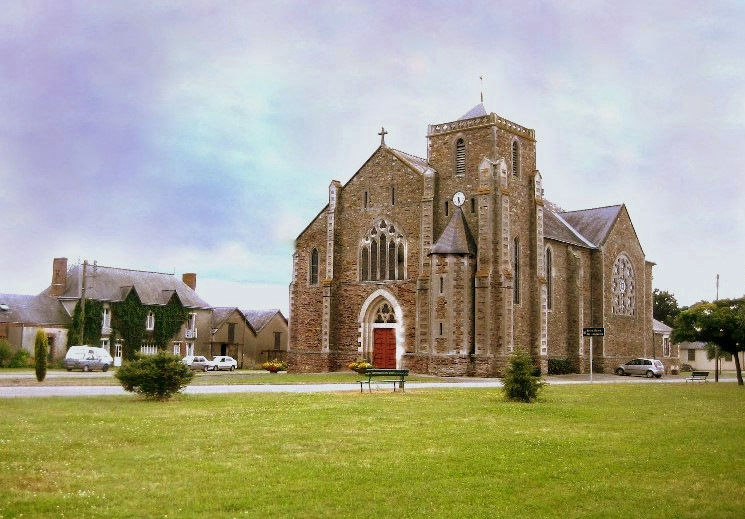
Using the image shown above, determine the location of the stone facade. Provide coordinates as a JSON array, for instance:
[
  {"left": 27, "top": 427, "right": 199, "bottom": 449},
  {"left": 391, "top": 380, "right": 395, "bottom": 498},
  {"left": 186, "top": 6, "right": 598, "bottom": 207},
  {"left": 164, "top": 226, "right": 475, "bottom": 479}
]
[{"left": 289, "top": 104, "right": 655, "bottom": 376}]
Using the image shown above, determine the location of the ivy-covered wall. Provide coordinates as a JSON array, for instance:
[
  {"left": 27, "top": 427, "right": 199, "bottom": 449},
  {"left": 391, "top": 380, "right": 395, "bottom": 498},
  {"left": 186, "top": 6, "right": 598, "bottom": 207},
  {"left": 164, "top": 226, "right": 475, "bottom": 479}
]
[{"left": 67, "top": 292, "right": 189, "bottom": 362}]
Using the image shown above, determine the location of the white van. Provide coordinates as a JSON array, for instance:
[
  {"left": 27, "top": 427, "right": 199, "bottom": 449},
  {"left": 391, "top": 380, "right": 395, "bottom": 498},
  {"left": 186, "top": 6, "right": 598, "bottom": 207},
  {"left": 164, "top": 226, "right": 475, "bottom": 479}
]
[{"left": 64, "top": 346, "right": 114, "bottom": 372}]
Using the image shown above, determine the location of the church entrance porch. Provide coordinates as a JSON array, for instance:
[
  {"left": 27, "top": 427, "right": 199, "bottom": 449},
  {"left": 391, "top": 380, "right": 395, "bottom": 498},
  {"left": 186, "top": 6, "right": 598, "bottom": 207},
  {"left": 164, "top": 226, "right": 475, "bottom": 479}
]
[
  {"left": 358, "top": 289, "right": 405, "bottom": 369},
  {"left": 373, "top": 329, "right": 396, "bottom": 369}
]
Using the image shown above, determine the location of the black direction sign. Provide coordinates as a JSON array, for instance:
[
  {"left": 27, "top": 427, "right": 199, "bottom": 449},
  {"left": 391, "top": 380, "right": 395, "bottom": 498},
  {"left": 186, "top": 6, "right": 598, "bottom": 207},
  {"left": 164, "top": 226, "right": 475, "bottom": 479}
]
[{"left": 582, "top": 327, "right": 605, "bottom": 337}]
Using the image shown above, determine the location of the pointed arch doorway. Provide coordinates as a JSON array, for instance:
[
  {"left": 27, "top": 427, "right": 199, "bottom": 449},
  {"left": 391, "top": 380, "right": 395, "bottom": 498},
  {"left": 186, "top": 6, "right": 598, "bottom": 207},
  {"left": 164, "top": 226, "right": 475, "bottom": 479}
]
[{"left": 358, "top": 289, "right": 405, "bottom": 369}]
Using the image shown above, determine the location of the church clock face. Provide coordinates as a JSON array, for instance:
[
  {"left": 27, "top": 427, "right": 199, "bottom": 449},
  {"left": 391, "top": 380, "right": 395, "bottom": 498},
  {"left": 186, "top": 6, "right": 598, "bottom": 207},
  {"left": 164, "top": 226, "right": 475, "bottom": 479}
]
[{"left": 452, "top": 192, "right": 465, "bottom": 207}]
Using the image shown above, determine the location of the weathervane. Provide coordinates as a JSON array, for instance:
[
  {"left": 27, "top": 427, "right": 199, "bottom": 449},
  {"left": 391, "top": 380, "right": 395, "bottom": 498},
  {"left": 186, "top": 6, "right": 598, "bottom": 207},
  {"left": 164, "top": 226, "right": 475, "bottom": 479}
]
[{"left": 378, "top": 126, "right": 388, "bottom": 146}]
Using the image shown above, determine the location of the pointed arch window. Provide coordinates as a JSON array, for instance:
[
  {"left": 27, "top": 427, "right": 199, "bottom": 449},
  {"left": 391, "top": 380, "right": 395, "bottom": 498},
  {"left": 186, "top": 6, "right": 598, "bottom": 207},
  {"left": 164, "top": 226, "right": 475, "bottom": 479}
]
[
  {"left": 513, "top": 237, "right": 520, "bottom": 304},
  {"left": 512, "top": 140, "right": 520, "bottom": 177},
  {"left": 310, "top": 248, "right": 319, "bottom": 285},
  {"left": 455, "top": 138, "right": 466, "bottom": 176},
  {"left": 360, "top": 220, "right": 407, "bottom": 282},
  {"left": 545, "top": 247, "right": 553, "bottom": 310}
]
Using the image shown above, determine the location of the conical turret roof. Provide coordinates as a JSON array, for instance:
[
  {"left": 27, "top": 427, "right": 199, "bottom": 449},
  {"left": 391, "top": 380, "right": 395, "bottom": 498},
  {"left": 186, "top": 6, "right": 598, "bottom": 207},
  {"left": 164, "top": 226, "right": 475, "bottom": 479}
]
[{"left": 430, "top": 206, "right": 477, "bottom": 256}]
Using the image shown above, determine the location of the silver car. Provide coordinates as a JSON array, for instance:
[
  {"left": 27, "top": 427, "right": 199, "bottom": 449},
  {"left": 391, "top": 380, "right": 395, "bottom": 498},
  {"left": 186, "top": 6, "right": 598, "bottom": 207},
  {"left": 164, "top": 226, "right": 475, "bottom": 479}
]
[
  {"left": 213, "top": 356, "right": 237, "bottom": 371},
  {"left": 182, "top": 355, "right": 215, "bottom": 372},
  {"left": 615, "top": 358, "right": 664, "bottom": 378}
]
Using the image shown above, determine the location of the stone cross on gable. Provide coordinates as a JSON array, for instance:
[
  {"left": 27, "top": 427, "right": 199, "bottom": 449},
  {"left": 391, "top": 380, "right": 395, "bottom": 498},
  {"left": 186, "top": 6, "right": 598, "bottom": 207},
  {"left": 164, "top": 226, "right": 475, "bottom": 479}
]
[{"left": 378, "top": 126, "right": 388, "bottom": 146}]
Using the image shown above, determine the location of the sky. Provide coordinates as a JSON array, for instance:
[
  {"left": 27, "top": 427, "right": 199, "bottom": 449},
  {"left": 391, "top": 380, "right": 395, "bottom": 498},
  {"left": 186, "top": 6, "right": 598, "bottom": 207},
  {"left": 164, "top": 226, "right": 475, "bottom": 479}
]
[{"left": 1, "top": 0, "right": 744, "bottom": 314}]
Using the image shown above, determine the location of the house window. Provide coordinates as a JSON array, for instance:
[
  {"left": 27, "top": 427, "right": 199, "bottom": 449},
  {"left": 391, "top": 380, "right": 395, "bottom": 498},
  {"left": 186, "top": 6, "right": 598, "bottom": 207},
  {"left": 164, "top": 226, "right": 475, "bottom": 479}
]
[
  {"left": 101, "top": 307, "right": 111, "bottom": 330},
  {"left": 145, "top": 311, "right": 155, "bottom": 331},
  {"left": 663, "top": 337, "right": 670, "bottom": 357},
  {"left": 100, "top": 338, "right": 109, "bottom": 349},
  {"left": 186, "top": 342, "right": 195, "bottom": 356},
  {"left": 455, "top": 138, "right": 466, "bottom": 176},
  {"left": 310, "top": 248, "right": 319, "bottom": 285},
  {"left": 546, "top": 247, "right": 553, "bottom": 310},
  {"left": 187, "top": 312, "right": 197, "bottom": 331},
  {"left": 687, "top": 349, "right": 695, "bottom": 361},
  {"left": 140, "top": 343, "right": 157, "bottom": 355},
  {"left": 173, "top": 342, "right": 182, "bottom": 356},
  {"left": 513, "top": 237, "right": 520, "bottom": 304},
  {"left": 274, "top": 331, "right": 281, "bottom": 350},
  {"left": 360, "top": 220, "right": 406, "bottom": 281},
  {"left": 611, "top": 253, "right": 635, "bottom": 316},
  {"left": 114, "top": 340, "right": 122, "bottom": 359},
  {"left": 512, "top": 140, "right": 520, "bottom": 177},
  {"left": 228, "top": 323, "right": 235, "bottom": 343}
]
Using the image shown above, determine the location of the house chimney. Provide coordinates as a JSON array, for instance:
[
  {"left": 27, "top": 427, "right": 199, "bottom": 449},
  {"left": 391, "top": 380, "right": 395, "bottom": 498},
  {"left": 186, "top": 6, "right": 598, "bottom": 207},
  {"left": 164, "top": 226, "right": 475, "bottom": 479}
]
[
  {"left": 51, "top": 257, "right": 68, "bottom": 297},
  {"left": 182, "top": 273, "right": 197, "bottom": 291}
]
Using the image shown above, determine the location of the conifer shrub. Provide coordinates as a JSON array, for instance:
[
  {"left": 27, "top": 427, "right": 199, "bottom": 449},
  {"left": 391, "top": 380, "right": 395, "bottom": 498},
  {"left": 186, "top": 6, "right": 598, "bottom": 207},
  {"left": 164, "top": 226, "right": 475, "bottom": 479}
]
[
  {"left": 502, "top": 348, "right": 543, "bottom": 403},
  {"left": 116, "top": 351, "right": 194, "bottom": 400},
  {"left": 34, "top": 330, "right": 48, "bottom": 382},
  {"left": 0, "top": 339, "right": 12, "bottom": 368}
]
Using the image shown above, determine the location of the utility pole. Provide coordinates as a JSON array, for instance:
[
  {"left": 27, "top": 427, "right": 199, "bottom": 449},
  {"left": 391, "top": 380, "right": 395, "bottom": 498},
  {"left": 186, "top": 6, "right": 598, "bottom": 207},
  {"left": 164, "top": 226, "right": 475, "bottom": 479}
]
[
  {"left": 715, "top": 274, "right": 720, "bottom": 382},
  {"left": 80, "top": 260, "right": 88, "bottom": 344}
]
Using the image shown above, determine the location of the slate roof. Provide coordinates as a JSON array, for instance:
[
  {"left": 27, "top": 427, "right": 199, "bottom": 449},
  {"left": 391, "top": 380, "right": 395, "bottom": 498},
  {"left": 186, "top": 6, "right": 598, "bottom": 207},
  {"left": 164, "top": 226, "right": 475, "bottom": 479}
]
[
  {"left": 458, "top": 103, "right": 487, "bottom": 120},
  {"left": 45, "top": 264, "right": 211, "bottom": 309},
  {"left": 242, "top": 309, "right": 286, "bottom": 332},
  {"left": 543, "top": 209, "right": 595, "bottom": 248},
  {"left": 653, "top": 319, "right": 673, "bottom": 334},
  {"left": 0, "top": 293, "right": 70, "bottom": 325},
  {"left": 430, "top": 207, "right": 477, "bottom": 255},
  {"left": 388, "top": 148, "right": 431, "bottom": 175},
  {"left": 211, "top": 307, "right": 256, "bottom": 334},
  {"left": 559, "top": 205, "right": 623, "bottom": 247}
]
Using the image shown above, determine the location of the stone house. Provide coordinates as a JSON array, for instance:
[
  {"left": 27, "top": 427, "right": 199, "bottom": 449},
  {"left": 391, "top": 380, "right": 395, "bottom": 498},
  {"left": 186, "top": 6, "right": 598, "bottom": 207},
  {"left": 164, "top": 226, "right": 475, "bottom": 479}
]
[
  {"left": 678, "top": 341, "right": 745, "bottom": 372},
  {"left": 243, "top": 309, "right": 289, "bottom": 364},
  {"left": 0, "top": 293, "right": 70, "bottom": 359},
  {"left": 652, "top": 318, "right": 677, "bottom": 371},
  {"left": 208, "top": 307, "right": 257, "bottom": 367},
  {"left": 289, "top": 103, "right": 657, "bottom": 376}
]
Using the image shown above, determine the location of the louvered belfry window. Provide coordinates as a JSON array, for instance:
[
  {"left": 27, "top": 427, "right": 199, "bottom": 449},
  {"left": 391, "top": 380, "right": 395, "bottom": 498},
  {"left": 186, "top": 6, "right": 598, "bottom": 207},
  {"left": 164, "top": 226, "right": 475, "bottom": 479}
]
[
  {"left": 512, "top": 140, "right": 520, "bottom": 177},
  {"left": 310, "top": 248, "right": 319, "bottom": 284},
  {"left": 360, "top": 219, "right": 406, "bottom": 281},
  {"left": 456, "top": 138, "right": 466, "bottom": 176}
]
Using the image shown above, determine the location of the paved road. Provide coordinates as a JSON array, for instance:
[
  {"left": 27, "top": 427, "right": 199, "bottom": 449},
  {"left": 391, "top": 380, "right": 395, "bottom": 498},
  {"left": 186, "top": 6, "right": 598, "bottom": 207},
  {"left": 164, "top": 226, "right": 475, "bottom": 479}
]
[{"left": 0, "top": 374, "right": 738, "bottom": 398}]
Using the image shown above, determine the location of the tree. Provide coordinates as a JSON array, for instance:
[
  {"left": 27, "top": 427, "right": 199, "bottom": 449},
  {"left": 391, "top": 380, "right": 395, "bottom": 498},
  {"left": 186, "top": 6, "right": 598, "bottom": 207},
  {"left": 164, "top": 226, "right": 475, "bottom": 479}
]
[
  {"left": 34, "top": 329, "right": 48, "bottom": 382},
  {"left": 672, "top": 298, "right": 745, "bottom": 386},
  {"left": 115, "top": 351, "right": 194, "bottom": 400},
  {"left": 653, "top": 289, "right": 680, "bottom": 327},
  {"left": 502, "top": 348, "right": 543, "bottom": 402}
]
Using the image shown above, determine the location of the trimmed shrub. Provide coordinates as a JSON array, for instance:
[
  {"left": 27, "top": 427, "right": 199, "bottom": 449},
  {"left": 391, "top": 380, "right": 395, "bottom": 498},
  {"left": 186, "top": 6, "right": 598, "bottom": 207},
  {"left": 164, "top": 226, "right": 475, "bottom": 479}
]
[
  {"left": 115, "top": 351, "right": 194, "bottom": 400},
  {"left": 0, "top": 339, "right": 12, "bottom": 368},
  {"left": 261, "top": 360, "right": 287, "bottom": 373},
  {"left": 34, "top": 330, "right": 48, "bottom": 382},
  {"left": 348, "top": 358, "right": 373, "bottom": 374},
  {"left": 502, "top": 348, "right": 543, "bottom": 403},
  {"left": 548, "top": 357, "right": 573, "bottom": 375}
]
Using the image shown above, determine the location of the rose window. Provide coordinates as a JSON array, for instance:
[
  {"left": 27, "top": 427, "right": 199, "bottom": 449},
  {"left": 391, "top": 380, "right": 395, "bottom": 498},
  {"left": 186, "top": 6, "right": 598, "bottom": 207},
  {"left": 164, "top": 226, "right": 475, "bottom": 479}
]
[{"left": 611, "top": 254, "right": 635, "bottom": 316}]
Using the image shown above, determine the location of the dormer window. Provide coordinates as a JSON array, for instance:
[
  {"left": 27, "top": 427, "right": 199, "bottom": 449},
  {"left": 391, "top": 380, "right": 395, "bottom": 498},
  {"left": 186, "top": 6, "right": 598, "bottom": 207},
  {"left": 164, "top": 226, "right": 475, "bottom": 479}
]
[
  {"left": 455, "top": 138, "right": 466, "bottom": 176},
  {"left": 146, "top": 311, "right": 155, "bottom": 331}
]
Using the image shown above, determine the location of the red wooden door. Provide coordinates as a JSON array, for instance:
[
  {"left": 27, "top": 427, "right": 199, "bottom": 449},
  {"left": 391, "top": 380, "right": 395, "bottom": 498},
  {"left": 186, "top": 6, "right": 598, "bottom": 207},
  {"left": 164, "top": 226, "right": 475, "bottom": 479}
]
[{"left": 373, "top": 328, "right": 396, "bottom": 369}]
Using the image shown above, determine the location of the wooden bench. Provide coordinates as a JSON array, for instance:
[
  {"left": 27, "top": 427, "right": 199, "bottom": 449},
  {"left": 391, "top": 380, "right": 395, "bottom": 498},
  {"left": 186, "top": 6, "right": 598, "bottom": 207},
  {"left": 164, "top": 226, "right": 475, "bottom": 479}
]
[
  {"left": 357, "top": 369, "right": 409, "bottom": 393},
  {"left": 686, "top": 371, "right": 709, "bottom": 382}
]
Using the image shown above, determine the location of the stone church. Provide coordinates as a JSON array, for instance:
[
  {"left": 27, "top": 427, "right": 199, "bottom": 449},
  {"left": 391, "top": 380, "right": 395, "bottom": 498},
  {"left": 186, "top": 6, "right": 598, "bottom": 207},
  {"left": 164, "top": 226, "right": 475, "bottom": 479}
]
[{"left": 289, "top": 103, "right": 655, "bottom": 376}]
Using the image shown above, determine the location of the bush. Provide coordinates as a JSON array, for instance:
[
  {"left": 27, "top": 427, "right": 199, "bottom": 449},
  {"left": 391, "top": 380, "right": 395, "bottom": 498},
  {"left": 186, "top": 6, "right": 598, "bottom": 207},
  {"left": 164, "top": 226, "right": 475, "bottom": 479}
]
[
  {"left": 547, "top": 357, "right": 573, "bottom": 375},
  {"left": 348, "top": 358, "right": 373, "bottom": 374},
  {"left": 115, "top": 351, "right": 194, "bottom": 400},
  {"left": 0, "top": 339, "right": 13, "bottom": 367},
  {"left": 8, "top": 350, "right": 30, "bottom": 368},
  {"left": 261, "top": 360, "right": 287, "bottom": 373},
  {"left": 680, "top": 364, "right": 693, "bottom": 372},
  {"left": 34, "top": 330, "right": 48, "bottom": 381},
  {"left": 502, "top": 349, "right": 543, "bottom": 403}
]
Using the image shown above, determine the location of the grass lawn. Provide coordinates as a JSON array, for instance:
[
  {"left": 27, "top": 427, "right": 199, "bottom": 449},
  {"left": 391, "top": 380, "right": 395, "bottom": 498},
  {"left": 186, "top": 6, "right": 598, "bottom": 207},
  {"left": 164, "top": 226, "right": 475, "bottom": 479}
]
[
  {"left": 0, "top": 370, "right": 458, "bottom": 387},
  {"left": 1, "top": 384, "right": 743, "bottom": 518}
]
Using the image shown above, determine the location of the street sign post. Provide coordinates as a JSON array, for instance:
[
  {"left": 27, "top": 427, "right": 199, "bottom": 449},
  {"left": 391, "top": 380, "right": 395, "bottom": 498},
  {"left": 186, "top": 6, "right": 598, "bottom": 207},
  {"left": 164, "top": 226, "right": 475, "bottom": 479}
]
[{"left": 582, "top": 328, "right": 605, "bottom": 382}]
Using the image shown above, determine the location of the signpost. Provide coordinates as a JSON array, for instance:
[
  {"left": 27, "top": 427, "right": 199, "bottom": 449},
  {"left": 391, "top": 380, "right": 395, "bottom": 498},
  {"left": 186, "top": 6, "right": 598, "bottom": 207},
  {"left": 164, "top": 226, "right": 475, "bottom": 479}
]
[{"left": 582, "top": 327, "right": 605, "bottom": 382}]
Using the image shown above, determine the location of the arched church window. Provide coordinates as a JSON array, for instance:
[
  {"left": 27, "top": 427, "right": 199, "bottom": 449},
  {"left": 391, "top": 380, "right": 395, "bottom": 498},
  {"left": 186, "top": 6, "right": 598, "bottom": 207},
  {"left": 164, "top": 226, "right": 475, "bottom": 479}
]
[
  {"left": 512, "top": 140, "right": 520, "bottom": 177},
  {"left": 310, "top": 248, "right": 319, "bottom": 285},
  {"left": 611, "top": 253, "right": 635, "bottom": 316},
  {"left": 513, "top": 236, "right": 520, "bottom": 304},
  {"left": 546, "top": 247, "right": 553, "bottom": 310},
  {"left": 374, "top": 302, "right": 396, "bottom": 323},
  {"left": 359, "top": 220, "right": 407, "bottom": 282},
  {"left": 455, "top": 138, "right": 466, "bottom": 176}
]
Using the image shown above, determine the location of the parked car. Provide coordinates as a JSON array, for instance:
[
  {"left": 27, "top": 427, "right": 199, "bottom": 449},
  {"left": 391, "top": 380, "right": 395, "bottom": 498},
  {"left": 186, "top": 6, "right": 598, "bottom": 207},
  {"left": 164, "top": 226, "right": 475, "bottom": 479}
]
[
  {"left": 64, "top": 346, "right": 114, "bottom": 372},
  {"left": 182, "top": 355, "right": 215, "bottom": 372},
  {"left": 615, "top": 358, "right": 664, "bottom": 378},
  {"left": 213, "top": 356, "right": 238, "bottom": 371}
]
